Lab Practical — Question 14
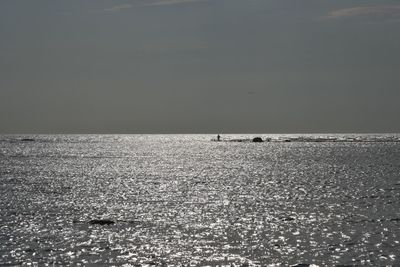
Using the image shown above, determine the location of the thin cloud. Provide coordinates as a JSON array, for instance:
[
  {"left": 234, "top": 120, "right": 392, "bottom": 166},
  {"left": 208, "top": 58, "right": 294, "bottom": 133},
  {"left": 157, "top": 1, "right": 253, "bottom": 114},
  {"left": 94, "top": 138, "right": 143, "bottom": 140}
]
[
  {"left": 103, "top": 4, "right": 133, "bottom": 12},
  {"left": 144, "top": 0, "right": 207, "bottom": 7},
  {"left": 102, "top": 0, "right": 207, "bottom": 12},
  {"left": 325, "top": 5, "right": 400, "bottom": 19}
]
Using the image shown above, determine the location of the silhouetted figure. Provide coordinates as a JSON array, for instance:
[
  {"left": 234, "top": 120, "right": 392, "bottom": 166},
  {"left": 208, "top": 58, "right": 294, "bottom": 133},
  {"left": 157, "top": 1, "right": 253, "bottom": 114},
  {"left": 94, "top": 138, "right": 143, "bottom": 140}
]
[{"left": 217, "top": 134, "right": 221, "bottom": 141}]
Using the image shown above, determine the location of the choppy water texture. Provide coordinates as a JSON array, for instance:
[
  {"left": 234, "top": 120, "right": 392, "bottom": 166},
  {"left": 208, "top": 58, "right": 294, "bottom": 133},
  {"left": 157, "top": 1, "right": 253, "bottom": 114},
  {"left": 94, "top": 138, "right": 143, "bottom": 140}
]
[{"left": 1, "top": 134, "right": 400, "bottom": 266}]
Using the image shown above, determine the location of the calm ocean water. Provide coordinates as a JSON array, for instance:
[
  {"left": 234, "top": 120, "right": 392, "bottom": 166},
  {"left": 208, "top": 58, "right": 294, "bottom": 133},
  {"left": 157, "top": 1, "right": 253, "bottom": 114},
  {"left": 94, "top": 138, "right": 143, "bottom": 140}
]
[{"left": 1, "top": 134, "right": 400, "bottom": 266}]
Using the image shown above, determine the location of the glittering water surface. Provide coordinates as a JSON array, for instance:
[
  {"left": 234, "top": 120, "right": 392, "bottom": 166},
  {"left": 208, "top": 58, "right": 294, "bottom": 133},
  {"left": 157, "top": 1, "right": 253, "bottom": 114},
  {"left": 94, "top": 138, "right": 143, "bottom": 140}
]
[{"left": 1, "top": 134, "right": 400, "bottom": 266}]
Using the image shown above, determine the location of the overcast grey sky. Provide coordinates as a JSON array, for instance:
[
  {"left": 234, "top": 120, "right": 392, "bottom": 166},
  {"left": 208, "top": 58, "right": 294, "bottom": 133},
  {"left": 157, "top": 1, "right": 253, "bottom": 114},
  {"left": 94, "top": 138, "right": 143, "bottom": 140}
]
[{"left": 1, "top": 0, "right": 399, "bottom": 133}]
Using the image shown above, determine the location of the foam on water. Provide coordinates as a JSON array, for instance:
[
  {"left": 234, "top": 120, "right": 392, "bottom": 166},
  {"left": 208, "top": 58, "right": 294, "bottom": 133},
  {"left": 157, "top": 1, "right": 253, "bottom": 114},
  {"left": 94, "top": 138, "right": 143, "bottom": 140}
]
[{"left": 1, "top": 134, "right": 400, "bottom": 266}]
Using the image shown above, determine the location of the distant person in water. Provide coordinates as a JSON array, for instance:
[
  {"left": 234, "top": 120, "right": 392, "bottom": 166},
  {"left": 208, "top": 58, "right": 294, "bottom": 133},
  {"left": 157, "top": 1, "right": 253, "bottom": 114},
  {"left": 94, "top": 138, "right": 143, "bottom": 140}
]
[{"left": 217, "top": 134, "right": 221, "bottom": 141}]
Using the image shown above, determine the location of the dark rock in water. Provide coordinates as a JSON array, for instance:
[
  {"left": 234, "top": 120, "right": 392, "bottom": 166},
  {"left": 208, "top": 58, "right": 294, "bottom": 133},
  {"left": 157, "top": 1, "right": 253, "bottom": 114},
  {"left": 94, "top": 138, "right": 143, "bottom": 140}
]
[
  {"left": 282, "top": 216, "right": 295, "bottom": 222},
  {"left": 252, "top": 137, "right": 263, "bottom": 143},
  {"left": 21, "top": 138, "right": 35, "bottom": 142},
  {"left": 89, "top": 219, "right": 115, "bottom": 225}
]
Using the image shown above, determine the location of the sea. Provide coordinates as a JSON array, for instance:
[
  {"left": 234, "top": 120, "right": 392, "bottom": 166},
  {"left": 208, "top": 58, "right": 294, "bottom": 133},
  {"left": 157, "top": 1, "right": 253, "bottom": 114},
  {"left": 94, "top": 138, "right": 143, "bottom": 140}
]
[{"left": 1, "top": 134, "right": 400, "bottom": 266}]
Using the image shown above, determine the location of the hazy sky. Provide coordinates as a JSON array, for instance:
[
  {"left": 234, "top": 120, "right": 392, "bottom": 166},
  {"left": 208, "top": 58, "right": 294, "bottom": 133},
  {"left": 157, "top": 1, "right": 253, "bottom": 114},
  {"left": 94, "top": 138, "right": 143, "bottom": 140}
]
[{"left": 1, "top": 0, "right": 400, "bottom": 133}]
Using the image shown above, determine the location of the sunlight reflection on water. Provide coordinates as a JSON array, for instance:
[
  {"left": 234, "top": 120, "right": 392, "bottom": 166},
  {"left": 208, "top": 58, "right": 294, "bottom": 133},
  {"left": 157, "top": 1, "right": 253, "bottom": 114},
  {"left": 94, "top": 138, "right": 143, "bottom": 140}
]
[{"left": 1, "top": 134, "right": 400, "bottom": 266}]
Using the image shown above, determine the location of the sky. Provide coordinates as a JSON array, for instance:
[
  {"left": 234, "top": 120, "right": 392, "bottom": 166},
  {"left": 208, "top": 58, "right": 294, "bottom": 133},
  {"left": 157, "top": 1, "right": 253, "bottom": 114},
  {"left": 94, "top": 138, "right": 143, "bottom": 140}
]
[{"left": 1, "top": 0, "right": 400, "bottom": 133}]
